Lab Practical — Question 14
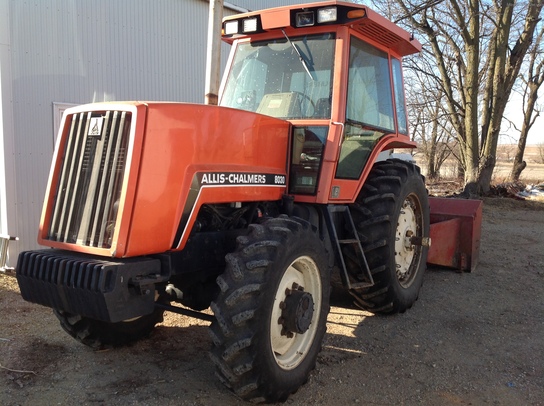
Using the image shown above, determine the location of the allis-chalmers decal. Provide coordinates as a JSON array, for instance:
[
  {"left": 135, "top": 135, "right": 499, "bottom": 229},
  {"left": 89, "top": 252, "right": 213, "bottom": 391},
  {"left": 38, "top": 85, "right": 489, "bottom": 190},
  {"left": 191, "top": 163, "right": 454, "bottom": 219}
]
[
  {"left": 199, "top": 172, "right": 286, "bottom": 185},
  {"left": 172, "top": 172, "right": 287, "bottom": 249}
]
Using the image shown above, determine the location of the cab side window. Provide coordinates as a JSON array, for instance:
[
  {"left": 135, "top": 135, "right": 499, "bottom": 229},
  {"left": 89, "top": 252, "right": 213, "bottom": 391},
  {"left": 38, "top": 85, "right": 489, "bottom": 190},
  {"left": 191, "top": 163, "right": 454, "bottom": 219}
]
[
  {"left": 346, "top": 37, "right": 394, "bottom": 131},
  {"left": 392, "top": 58, "right": 408, "bottom": 134},
  {"left": 336, "top": 37, "right": 395, "bottom": 179}
]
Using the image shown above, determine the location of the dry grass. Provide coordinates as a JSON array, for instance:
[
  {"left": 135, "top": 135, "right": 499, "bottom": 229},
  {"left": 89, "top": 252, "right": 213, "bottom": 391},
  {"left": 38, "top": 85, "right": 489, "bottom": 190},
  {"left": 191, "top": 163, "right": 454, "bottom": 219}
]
[
  {"left": 493, "top": 161, "right": 544, "bottom": 184},
  {"left": 496, "top": 144, "right": 543, "bottom": 164},
  {"left": 414, "top": 144, "right": 544, "bottom": 195}
]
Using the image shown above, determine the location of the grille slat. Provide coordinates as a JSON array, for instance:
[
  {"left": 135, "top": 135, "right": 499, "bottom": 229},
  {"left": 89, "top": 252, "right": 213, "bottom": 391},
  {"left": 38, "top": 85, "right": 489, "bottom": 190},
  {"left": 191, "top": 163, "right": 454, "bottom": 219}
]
[
  {"left": 49, "top": 113, "right": 84, "bottom": 238},
  {"left": 92, "top": 111, "right": 127, "bottom": 247},
  {"left": 47, "top": 110, "right": 131, "bottom": 249},
  {"left": 76, "top": 111, "right": 111, "bottom": 245},
  {"left": 62, "top": 113, "right": 92, "bottom": 243}
]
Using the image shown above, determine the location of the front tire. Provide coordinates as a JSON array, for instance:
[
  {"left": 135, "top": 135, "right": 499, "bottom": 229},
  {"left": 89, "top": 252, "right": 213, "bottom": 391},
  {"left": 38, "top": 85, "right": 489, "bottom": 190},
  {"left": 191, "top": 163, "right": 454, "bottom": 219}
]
[
  {"left": 209, "top": 216, "right": 330, "bottom": 403},
  {"left": 348, "top": 159, "right": 430, "bottom": 314},
  {"left": 54, "top": 307, "right": 165, "bottom": 349}
]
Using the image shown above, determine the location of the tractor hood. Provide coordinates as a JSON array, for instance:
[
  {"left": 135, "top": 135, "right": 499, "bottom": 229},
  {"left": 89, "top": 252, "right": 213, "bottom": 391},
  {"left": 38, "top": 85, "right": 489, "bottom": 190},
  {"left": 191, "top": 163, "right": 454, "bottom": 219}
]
[{"left": 39, "top": 102, "right": 290, "bottom": 257}]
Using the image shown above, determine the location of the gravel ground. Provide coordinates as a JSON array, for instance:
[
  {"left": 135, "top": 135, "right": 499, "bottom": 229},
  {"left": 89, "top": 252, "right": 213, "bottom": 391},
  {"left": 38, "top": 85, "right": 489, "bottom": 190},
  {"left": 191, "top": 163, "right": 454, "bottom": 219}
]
[{"left": 1, "top": 197, "right": 543, "bottom": 405}]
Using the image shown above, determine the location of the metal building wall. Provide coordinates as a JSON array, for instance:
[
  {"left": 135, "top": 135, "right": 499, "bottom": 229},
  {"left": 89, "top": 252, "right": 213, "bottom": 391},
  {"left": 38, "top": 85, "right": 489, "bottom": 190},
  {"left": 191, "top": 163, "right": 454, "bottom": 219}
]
[
  {"left": 230, "top": 0, "right": 311, "bottom": 11},
  {"left": 4, "top": 0, "right": 315, "bottom": 262},
  {"left": 0, "top": 0, "right": 18, "bottom": 267}
]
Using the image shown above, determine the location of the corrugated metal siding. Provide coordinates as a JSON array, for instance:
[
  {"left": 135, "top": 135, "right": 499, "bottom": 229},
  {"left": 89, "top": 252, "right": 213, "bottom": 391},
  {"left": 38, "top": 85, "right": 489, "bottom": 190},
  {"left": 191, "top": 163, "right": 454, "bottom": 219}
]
[
  {"left": 230, "top": 0, "right": 314, "bottom": 11},
  {"left": 1, "top": 0, "right": 19, "bottom": 265},
  {"left": 11, "top": 1, "right": 214, "bottom": 104},
  {"left": 7, "top": 0, "right": 316, "bottom": 257}
]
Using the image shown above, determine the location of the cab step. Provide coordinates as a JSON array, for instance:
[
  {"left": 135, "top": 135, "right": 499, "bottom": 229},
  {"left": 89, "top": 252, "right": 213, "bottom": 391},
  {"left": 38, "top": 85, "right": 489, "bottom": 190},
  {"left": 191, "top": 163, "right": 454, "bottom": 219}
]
[{"left": 324, "top": 205, "right": 374, "bottom": 291}]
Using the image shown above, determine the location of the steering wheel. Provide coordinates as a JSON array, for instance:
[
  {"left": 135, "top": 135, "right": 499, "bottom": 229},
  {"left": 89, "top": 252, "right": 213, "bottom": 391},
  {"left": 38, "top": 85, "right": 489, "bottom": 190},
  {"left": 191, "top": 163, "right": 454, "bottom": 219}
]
[{"left": 294, "top": 92, "right": 315, "bottom": 117}]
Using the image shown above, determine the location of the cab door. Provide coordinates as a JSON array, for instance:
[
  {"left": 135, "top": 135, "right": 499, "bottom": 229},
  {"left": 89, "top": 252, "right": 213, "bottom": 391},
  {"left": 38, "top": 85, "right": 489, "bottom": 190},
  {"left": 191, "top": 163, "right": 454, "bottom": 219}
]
[{"left": 330, "top": 33, "right": 412, "bottom": 202}]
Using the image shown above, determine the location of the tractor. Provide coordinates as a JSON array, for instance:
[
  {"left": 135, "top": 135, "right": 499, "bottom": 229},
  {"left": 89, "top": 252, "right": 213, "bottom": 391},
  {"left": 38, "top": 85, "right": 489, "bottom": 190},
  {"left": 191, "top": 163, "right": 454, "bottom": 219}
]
[{"left": 15, "top": 1, "right": 482, "bottom": 403}]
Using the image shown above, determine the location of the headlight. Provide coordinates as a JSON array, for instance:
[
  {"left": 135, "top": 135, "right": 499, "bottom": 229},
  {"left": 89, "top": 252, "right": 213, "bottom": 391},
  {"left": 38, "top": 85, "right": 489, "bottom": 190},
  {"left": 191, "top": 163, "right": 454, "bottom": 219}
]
[
  {"left": 224, "top": 20, "right": 239, "bottom": 35},
  {"left": 296, "top": 11, "right": 315, "bottom": 27},
  {"left": 317, "top": 7, "right": 337, "bottom": 23},
  {"left": 243, "top": 18, "right": 258, "bottom": 33}
]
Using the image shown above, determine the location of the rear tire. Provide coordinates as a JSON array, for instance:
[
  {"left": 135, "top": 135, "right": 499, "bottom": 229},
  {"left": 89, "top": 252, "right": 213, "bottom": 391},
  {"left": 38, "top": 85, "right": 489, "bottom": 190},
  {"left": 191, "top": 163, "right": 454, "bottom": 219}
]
[
  {"left": 209, "top": 216, "right": 330, "bottom": 403},
  {"left": 348, "top": 159, "right": 429, "bottom": 314},
  {"left": 54, "top": 307, "right": 165, "bottom": 349}
]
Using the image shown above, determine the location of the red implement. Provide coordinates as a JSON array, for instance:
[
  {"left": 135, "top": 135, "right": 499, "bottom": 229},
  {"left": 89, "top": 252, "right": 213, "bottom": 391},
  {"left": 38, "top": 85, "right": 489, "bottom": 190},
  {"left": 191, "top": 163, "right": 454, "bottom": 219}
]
[{"left": 427, "top": 198, "right": 483, "bottom": 272}]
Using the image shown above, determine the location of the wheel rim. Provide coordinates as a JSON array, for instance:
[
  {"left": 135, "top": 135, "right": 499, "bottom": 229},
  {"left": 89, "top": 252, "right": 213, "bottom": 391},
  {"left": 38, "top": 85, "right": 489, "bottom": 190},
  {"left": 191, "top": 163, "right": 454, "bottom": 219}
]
[
  {"left": 270, "top": 255, "right": 322, "bottom": 371},
  {"left": 394, "top": 194, "right": 423, "bottom": 288}
]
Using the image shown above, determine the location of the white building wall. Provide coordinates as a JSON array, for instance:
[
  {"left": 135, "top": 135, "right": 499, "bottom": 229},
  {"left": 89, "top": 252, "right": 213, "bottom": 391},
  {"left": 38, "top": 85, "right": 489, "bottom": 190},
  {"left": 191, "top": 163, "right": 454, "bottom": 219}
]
[
  {"left": 2, "top": 0, "right": 316, "bottom": 263},
  {"left": 0, "top": 0, "right": 18, "bottom": 264},
  {"left": 228, "top": 0, "right": 312, "bottom": 11}
]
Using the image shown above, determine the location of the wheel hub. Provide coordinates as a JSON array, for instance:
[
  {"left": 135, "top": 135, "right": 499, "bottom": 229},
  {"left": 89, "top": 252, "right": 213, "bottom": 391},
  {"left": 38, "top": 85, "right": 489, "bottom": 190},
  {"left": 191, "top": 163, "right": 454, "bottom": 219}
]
[
  {"left": 270, "top": 255, "right": 322, "bottom": 370},
  {"left": 279, "top": 283, "right": 314, "bottom": 337}
]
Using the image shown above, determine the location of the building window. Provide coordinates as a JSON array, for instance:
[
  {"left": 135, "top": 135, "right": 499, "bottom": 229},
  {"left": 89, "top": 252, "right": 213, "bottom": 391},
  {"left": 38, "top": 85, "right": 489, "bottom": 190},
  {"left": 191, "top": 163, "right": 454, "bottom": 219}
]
[{"left": 53, "top": 102, "right": 77, "bottom": 145}]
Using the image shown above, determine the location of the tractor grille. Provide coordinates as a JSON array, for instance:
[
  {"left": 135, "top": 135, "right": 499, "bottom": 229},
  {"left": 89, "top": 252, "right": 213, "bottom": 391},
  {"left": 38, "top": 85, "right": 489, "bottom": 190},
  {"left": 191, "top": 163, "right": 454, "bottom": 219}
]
[{"left": 47, "top": 110, "right": 131, "bottom": 249}]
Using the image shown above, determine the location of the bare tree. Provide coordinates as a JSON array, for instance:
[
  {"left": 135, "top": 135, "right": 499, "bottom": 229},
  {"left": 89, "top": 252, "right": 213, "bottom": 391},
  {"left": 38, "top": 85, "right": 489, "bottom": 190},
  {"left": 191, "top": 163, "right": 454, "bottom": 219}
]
[
  {"left": 478, "top": 1, "right": 543, "bottom": 191},
  {"left": 370, "top": 0, "right": 543, "bottom": 195},
  {"left": 538, "top": 142, "right": 544, "bottom": 163},
  {"left": 510, "top": 23, "right": 544, "bottom": 181},
  {"left": 407, "top": 75, "right": 456, "bottom": 179}
]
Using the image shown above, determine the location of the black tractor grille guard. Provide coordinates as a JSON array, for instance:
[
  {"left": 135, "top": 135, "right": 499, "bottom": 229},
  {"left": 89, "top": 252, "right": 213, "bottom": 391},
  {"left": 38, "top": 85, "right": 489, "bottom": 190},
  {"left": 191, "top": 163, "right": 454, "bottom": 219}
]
[{"left": 16, "top": 250, "right": 160, "bottom": 323}]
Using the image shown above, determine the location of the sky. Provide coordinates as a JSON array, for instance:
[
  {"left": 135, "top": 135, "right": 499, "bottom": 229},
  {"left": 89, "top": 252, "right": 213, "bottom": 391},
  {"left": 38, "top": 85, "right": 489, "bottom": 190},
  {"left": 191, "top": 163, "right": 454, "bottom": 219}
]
[{"left": 501, "top": 92, "right": 544, "bottom": 146}]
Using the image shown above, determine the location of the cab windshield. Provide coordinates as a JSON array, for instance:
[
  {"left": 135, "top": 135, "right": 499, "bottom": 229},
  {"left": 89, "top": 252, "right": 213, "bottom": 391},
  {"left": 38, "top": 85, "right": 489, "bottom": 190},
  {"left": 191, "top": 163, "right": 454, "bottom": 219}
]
[{"left": 220, "top": 33, "right": 335, "bottom": 120}]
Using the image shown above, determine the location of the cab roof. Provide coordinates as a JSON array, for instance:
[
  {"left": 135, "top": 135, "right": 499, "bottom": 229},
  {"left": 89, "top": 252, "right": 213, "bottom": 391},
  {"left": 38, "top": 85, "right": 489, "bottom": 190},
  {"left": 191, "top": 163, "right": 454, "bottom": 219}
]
[{"left": 222, "top": 1, "right": 421, "bottom": 56}]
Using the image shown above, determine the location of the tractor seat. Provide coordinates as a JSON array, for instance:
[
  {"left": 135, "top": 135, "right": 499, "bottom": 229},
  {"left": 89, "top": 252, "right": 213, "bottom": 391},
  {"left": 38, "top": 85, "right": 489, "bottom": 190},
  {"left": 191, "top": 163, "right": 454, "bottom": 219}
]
[{"left": 314, "top": 97, "right": 331, "bottom": 118}]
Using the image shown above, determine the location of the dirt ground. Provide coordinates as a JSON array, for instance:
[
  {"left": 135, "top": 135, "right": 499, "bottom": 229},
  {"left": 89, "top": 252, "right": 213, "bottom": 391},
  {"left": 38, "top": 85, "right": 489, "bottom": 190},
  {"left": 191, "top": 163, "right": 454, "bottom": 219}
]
[{"left": 1, "top": 197, "right": 543, "bottom": 406}]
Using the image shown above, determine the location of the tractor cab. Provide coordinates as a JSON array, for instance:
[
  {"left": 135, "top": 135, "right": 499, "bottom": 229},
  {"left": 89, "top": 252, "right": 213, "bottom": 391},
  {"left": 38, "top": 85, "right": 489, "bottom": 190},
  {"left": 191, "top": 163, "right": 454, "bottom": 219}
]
[{"left": 220, "top": 1, "right": 421, "bottom": 202}]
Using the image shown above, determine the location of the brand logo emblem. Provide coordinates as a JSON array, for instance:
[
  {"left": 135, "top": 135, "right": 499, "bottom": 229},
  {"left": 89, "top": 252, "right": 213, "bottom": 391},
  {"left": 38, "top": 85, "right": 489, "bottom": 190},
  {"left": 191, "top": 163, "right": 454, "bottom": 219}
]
[{"left": 88, "top": 117, "right": 104, "bottom": 137}]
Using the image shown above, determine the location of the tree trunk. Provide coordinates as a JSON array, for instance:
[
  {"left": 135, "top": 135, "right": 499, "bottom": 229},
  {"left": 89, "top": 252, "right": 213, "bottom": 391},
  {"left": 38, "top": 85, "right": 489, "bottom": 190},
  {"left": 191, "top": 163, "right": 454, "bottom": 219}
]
[
  {"left": 510, "top": 87, "right": 539, "bottom": 180},
  {"left": 510, "top": 160, "right": 527, "bottom": 181},
  {"left": 428, "top": 144, "right": 438, "bottom": 179},
  {"left": 476, "top": 0, "right": 542, "bottom": 193},
  {"left": 510, "top": 27, "right": 544, "bottom": 181},
  {"left": 390, "top": 0, "right": 543, "bottom": 196},
  {"left": 461, "top": 0, "right": 481, "bottom": 196},
  {"left": 427, "top": 97, "right": 441, "bottom": 179}
]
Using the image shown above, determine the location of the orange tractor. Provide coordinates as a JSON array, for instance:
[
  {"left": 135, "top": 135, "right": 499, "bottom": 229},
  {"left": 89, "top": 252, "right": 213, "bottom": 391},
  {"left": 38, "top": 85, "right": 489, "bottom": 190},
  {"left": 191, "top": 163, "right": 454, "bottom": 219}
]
[{"left": 15, "top": 1, "right": 481, "bottom": 402}]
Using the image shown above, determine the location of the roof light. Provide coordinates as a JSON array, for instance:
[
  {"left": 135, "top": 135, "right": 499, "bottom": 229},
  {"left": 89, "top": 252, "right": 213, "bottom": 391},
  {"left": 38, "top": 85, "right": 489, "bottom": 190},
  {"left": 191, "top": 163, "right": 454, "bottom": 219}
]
[
  {"left": 347, "top": 9, "right": 367, "bottom": 19},
  {"left": 243, "top": 18, "right": 258, "bottom": 33},
  {"left": 296, "top": 11, "right": 315, "bottom": 27},
  {"left": 224, "top": 20, "right": 239, "bottom": 35},
  {"left": 317, "top": 7, "right": 337, "bottom": 23}
]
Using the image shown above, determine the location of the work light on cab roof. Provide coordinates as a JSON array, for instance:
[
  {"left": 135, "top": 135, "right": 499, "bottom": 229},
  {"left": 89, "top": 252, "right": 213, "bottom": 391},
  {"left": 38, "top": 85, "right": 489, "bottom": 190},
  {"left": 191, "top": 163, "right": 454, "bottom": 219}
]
[{"left": 223, "top": 4, "right": 365, "bottom": 37}]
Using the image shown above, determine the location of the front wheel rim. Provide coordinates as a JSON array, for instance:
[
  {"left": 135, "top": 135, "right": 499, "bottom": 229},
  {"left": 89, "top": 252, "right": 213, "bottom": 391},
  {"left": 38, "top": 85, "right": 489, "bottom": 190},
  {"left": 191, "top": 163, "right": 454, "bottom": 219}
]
[{"left": 270, "top": 255, "right": 322, "bottom": 371}]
